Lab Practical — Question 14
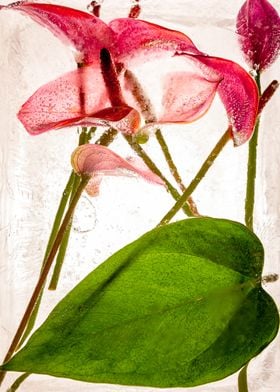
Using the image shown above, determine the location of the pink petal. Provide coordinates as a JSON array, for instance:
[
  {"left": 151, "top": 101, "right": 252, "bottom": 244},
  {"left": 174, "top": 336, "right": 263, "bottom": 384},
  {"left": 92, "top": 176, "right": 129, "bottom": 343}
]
[
  {"left": 18, "top": 64, "right": 140, "bottom": 135},
  {"left": 109, "top": 18, "right": 201, "bottom": 66},
  {"left": 85, "top": 176, "right": 102, "bottom": 197},
  {"left": 18, "top": 64, "right": 108, "bottom": 133},
  {"left": 50, "top": 106, "right": 141, "bottom": 135},
  {"left": 71, "top": 144, "right": 165, "bottom": 186},
  {"left": 236, "top": 0, "right": 280, "bottom": 71},
  {"left": 80, "top": 106, "right": 141, "bottom": 134},
  {"left": 159, "top": 72, "right": 217, "bottom": 123},
  {"left": 159, "top": 56, "right": 221, "bottom": 123},
  {"left": 186, "top": 55, "right": 259, "bottom": 146},
  {"left": 0, "top": 2, "right": 114, "bottom": 64},
  {"left": 121, "top": 53, "right": 221, "bottom": 126}
]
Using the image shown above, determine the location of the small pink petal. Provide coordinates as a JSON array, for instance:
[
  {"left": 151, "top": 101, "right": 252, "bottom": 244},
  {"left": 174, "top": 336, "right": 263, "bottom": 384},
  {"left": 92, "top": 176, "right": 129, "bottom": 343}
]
[
  {"left": 109, "top": 18, "right": 201, "bottom": 66},
  {"left": 236, "top": 0, "right": 280, "bottom": 71},
  {"left": 71, "top": 144, "right": 165, "bottom": 186},
  {"left": 85, "top": 175, "right": 102, "bottom": 197},
  {"left": 17, "top": 63, "right": 140, "bottom": 135},
  {"left": 186, "top": 55, "right": 259, "bottom": 145},
  {"left": 1, "top": 2, "right": 114, "bottom": 64}
]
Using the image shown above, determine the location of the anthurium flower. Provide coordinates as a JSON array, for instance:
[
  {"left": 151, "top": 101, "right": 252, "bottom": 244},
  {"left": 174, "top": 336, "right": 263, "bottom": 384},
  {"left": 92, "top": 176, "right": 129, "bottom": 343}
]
[
  {"left": 236, "top": 0, "right": 280, "bottom": 71},
  {"left": 1, "top": 2, "right": 259, "bottom": 145},
  {"left": 71, "top": 144, "right": 164, "bottom": 195}
]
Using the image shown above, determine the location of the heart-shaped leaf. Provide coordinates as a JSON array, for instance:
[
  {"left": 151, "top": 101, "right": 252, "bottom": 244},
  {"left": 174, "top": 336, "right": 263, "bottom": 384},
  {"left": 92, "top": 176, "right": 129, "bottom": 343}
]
[{"left": 2, "top": 218, "right": 278, "bottom": 387}]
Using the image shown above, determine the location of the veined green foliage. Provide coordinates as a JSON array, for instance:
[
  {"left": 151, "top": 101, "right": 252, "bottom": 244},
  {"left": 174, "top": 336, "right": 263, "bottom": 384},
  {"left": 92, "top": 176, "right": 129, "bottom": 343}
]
[{"left": 2, "top": 218, "right": 279, "bottom": 387}]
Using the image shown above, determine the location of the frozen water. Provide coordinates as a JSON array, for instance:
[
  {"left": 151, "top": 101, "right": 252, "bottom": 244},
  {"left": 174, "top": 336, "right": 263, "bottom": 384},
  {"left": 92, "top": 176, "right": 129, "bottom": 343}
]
[{"left": 0, "top": 0, "right": 279, "bottom": 391}]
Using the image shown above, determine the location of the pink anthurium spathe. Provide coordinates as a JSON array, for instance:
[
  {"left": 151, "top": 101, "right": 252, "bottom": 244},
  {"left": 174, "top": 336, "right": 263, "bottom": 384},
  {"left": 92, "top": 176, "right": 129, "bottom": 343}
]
[
  {"left": 18, "top": 62, "right": 141, "bottom": 135},
  {"left": 71, "top": 144, "right": 165, "bottom": 196},
  {"left": 182, "top": 54, "right": 260, "bottom": 146},
  {"left": 236, "top": 0, "right": 280, "bottom": 72},
  {"left": 1, "top": 2, "right": 259, "bottom": 145}
]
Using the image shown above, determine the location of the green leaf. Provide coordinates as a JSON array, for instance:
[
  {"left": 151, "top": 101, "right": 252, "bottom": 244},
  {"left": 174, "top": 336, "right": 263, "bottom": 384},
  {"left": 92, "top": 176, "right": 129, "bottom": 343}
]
[{"left": 2, "top": 218, "right": 279, "bottom": 387}]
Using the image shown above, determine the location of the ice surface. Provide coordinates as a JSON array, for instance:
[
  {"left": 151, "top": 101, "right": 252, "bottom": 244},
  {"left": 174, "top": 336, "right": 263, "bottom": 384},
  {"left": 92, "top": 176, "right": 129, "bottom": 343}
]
[{"left": 0, "top": 1, "right": 279, "bottom": 391}]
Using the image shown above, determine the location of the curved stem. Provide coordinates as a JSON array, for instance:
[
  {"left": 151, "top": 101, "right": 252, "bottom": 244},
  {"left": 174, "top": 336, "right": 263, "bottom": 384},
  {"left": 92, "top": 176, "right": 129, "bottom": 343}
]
[
  {"left": 0, "top": 176, "right": 89, "bottom": 385},
  {"left": 155, "top": 129, "right": 199, "bottom": 216},
  {"left": 123, "top": 134, "right": 193, "bottom": 216},
  {"left": 238, "top": 364, "right": 249, "bottom": 392},
  {"left": 7, "top": 373, "right": 30, "bottom": 392},
  {"left": 158, "top": 128, "right": 230, "bottom": 226}
]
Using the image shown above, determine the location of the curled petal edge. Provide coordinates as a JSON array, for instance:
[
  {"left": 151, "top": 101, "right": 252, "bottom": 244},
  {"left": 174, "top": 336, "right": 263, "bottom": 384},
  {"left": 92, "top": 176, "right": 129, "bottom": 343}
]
[
  {"left": 0, "top": 1, "right": 115, "bottom": 63},
  {"left": 71, "top": 144, "right": 165, "bottom": 189},
  {"left": 18, "top": 104, "right": 141, "bottom": 135},
  {"left": 177, "top": 53, "right": 259, "bottom": 146}
]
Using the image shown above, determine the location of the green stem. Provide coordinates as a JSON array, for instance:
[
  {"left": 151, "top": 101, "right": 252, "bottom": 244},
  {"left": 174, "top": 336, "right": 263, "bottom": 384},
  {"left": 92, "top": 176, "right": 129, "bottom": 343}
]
[
  {"left": 43, "top": 172, "right": 76, "bottom": 261},
  {"left": 123, "top": 69, "right": 198, "bottom": 215},
  {"left": 48, "top": 227, "right": 72, "bottom": 290},
  {"left": 16, "top": 127, "right": 112, "bottom": 350},
  {"left": 239, "top": 76, "right": 279, "bottom": 392},
  {"left": 245, "top": 72, "right": 261, "bottom": 231},
  {"left": 48, "top": 126, "right": 116, "bottom": 290},
  {"left": 7, "top": 373, "right": 30, "bottom": 392},
  {"left": 0, "top": 176, "right": 90, "bottom": 386},
  {"left": 123, "top": 134, "right": 193, "bottom": 217},
  {"left": 41, "top": 128, "right": 92, "bottom": 269},
  {"left": 158, "top": 128, "right": 230, "bottom": 226},
  {"left": 155, "top": 129, "right": 199, "bottom": 216},
  {"left": 15, "top": 171, "right": 75, "bottom": 349},
  {"left": 155, "top": 129, "right": 185, "bottom": 190},
  {"left": 255, "top": 72, "right": 261, "bottom": 92},
  {"left": 95, "top": 127, "right": 118, "bottom": 146},
  {"left": 15, "top": 128, "right": 94, "bottom": 345},
  {"left": 244, "top": 118, "right": 260, "bottom": 230},
  {"left": 48, "top": 173, "right": 81, "bottom": 290},
  {"left": 44, "top": 127, "right": 91, "bottom": 276},
  {"left": 47, "top": 127, "right": 93, "bottom": 290},
  {"left": 238, "top": 364, "right": 249, "bottom": 392}
]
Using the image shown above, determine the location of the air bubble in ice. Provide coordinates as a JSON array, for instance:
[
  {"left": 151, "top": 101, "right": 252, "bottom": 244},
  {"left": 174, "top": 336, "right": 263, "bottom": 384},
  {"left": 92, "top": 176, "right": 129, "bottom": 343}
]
[{"left": 73, "top": 195, "right": 96, "bottom": 233}]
